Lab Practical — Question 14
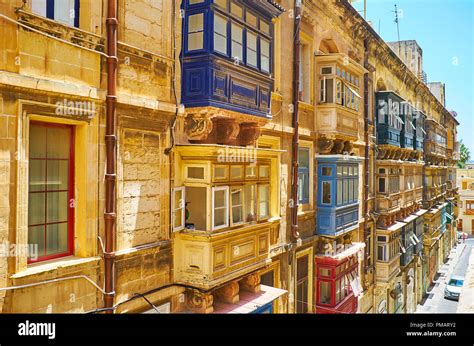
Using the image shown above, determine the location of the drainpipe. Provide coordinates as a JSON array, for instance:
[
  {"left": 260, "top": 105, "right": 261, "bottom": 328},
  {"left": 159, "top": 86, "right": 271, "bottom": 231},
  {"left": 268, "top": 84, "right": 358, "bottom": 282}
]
[
  {"left": 362, "top": 37, "right": 370, "bottom": 276},
  {"left": 104, "top": 0, "right": 118, "bottom": 314},
  {"left": 290, "top": 0, "right": 302, "bottom": 241}
]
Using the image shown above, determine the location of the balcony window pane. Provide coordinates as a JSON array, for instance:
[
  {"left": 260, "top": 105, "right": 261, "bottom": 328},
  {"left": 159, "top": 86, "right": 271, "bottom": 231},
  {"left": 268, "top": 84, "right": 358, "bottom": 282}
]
[
  {"left": 32, "top": 0, "right": 47, "bottom": 17},
  {"left": 319, "top": 281, "right": 331, "bottom": 304},
  {"left": 259, "top": 165, "right": 270, "bottom": 179},
  {"left": 258, "top": 184, "right": 270, "bottom": 219},
  {"left": 231, "top": 188, "right": 243, "bottom": 224},
  {"left": 322, "top": 181, "right": 331, "bottom": 205},
  {"left": 246, "top": 32, "right": 257, "bottom": 67},
  {"left": 244, "top": 184, "right": 257, "bottom": 222},
  {"left": 231, "top": 23, "right": 243, "bottom": 61},
  {"left": 54, "top": 0, "right": 76, "bottom": 27},
  {"left": 214, "top": 14, "right": 228, "bottom": 55},
  {"left": 349, "top": 179, "right": 354, "bottom": 202},
  {"left": 337, "top": 180, "right": 343, "bottom": 205},
  {"left": 261, "top": 39, "right": 270, "bottom": 73},
  {"left": 188, "top": 14, "right": 204, "bottom": 51},
  {"left": 378, "top": 177, "right": 385, "bottom": 193},
  {"left": 343, "top": 180, "right": 349, "bottom": 203},
  {"left": 213, "top": 187, "right": 229, "bottom": 229},
  {"left": 322, "top": 167, "right": 332, "bottom": 177}
]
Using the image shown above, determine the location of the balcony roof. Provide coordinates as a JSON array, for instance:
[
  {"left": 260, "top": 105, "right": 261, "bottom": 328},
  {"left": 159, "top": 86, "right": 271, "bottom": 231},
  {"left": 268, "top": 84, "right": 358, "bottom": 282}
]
[{"left": 213, "top": 285, "right": 287, "bottom": 313}]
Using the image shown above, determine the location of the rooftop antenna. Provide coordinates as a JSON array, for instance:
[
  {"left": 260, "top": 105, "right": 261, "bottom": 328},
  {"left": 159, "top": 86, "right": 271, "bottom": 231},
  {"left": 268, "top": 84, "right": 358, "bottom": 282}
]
[{"left": 393, "top": 4, "right": 401, "bottom": 55}]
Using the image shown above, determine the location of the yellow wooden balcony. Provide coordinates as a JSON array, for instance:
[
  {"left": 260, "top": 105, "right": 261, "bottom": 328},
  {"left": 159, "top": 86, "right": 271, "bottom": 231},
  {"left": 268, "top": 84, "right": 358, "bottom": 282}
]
[
  {"left": 375, "top": 254, "right": 401, "bottom": 284},
  {"left": 173, "top": 219, "right": 280, "bottom": 290},
  {"left": 316, "top": 104, "right": 360, "bottom": 141}
]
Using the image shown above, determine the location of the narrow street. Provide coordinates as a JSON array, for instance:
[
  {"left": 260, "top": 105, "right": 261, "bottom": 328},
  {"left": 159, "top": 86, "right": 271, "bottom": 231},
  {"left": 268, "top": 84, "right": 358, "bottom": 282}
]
[{"left": 416, "top": 238, "right": 474, "bottom": 313}]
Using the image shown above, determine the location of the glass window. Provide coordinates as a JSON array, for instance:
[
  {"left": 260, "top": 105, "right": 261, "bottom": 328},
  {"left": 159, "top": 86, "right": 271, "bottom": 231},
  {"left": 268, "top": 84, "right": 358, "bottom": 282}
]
[
  {"left": 296, "top": 255, "right": 309, "bottom": 313},
  {"left": 319, "top": 281, "right": 331, "bottom": 305},
  {"left": 190, "top": 0, "right": 205, "bottom": 4},
  {"left": 246, "top": 31, "right": 258, "bottom": 67},
  {"left": 231, "top": 23, "right": 243, "bottom": 62},
  {"left": 259, "top": 165, "right": 270, "bottom": 179},
  {"left": 214, "top": 165, "right": 228, "bottom": 180},
  {"left": 172, "top": 187, "right": 186, "bottom": 231},
  {"left": 212, "top": 186, "right": 229, "bottom": 230},
  {"left": 230, "top": 165, "right": 244, "bottom": 180},
  {"left": 322, "top": 167, "right": 332, "bottom": 177},
  {"left": 245, "top": 165, "right": 257, "bottom": 179},
  {"left": 349, "top": 179, "right": 354, "bottom": 202},
  {"left": 343, "top": 180, "right": 349, "bottom": 203},
  {"left": 337, "top": 180, "right": 343, "bottom": 205},
  {"left": 28, "top": 123, "right": 73, "bottom": 262},
  {"left": 244, "top": 184, "right": 257, "bottom": 222},
  {"left": 214, "top": 14, "right": 228, "bottom": 55},
  {"left": 258, "top": 184, "right": 270, "bottom": 219},
  {"left": 298, "top": 148, "right": 310, "bottom": 204},
  {"left": 321, "top": 67, "right": 333, "bottom": 75},
  {"left": 54, "top": 0, "right": 76, "bottom": 26},
  {"left": 378, "top": 177, "right": 386, "bottom": 193},
  {"left": 186, "top": 166, "right": 205, "bottom": 180},
  {"left": 231, "top": 188, "right": 244, "bottom": 225},
  {"left": 32, "top": 0, "right": 78, "bottom": 27},
  {"left": 322, "top": 181, "right": 331, "bottom": 205},
  {"left": 31, "top": 0, "right": 47, "bottom": 17},
  {"left": 261, "top": 39, "right": 270, "bottom": 73},
  {"left": 188, "top": 13, "right": 204, "bottom": 51}
]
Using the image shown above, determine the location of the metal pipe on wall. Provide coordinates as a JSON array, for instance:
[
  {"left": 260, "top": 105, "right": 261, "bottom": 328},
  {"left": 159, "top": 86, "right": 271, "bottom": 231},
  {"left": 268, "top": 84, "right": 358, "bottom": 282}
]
[
  {"left": 290, "top": 0, "right": 302, "bottom": 241},
  {"left": 104, "top": 0, "right": 118, "bottom": 314},
  {"left": 363, "top": 37, "right": 370, "bottom": 275}
]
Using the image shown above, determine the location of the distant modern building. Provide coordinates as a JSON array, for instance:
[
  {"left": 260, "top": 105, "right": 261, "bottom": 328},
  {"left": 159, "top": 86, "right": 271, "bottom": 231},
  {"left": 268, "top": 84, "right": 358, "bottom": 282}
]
[
  {"left": 427, "top": 82, "right": 446, "bottom": 107},
  {"left": 387, "top": 40, "right": 426, "bottom": 83}
]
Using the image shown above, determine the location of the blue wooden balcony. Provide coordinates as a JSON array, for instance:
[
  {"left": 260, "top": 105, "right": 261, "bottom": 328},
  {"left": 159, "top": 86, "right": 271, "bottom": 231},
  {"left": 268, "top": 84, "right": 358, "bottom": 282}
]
[
  {"left": 181, "top": 0, "right": 283, "bottom": 118},
  {"left": 316, "top": 156, "right": 362, "bottom": 237},
  {"left": 400, "top": 102, "right": 415, "bottom": 150},
  {"left": 375, "top": 91, "right": 403, "bottom": 147},
  {"left": 414, "top": 111, "right": 425, "bottom": 152}
]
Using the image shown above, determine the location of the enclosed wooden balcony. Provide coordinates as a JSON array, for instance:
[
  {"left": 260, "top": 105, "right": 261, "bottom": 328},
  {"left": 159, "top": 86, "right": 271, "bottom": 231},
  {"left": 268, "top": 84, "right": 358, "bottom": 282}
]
[
  {"left": 376, "top": 254, "right": 401, "bottom": 284},
  {"left": 316, "top": 104, "right": 360, "bottom": 141},
  {"left": 174, "top": 219, "right": 280, "bottom": 290}
]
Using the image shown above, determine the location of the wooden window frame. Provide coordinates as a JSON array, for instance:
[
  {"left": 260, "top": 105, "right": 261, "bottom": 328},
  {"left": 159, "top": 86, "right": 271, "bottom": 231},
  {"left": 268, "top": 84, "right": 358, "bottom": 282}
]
[{"left": 28, "top": 121, "right": 75, "bottom": 263}]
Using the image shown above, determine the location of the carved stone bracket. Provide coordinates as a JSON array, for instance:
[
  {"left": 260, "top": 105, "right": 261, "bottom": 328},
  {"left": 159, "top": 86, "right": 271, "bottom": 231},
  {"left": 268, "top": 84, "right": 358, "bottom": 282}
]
[
  {"left": 185, "top": 116, "right": 214, "bottom": 143},
  {"left": 239, "top": 273, "right": 261, "bottom": 294},
  {"left": 184, "top": 107, "right": 266, "bottom": 145},
  {"left": 331, "top": 139, "right": 346, "bottom": 155},
  {"left": 214, "top": 281, "right": 240, "bottom": 304},
  {"left": 318, "top": 137, "right": 335, "bottom": 154},
  {"left": 186, "top": 290, "right": 214, "bottom": 314}
]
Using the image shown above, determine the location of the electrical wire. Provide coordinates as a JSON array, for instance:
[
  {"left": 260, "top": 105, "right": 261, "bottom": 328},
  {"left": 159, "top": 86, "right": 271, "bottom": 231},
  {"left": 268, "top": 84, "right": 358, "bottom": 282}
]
[
  {"left": 0, "top": 13, "right": 109, "bottom": 58},
  {"left": 0, "top": 275, "right": 107, "bottom": 294}
]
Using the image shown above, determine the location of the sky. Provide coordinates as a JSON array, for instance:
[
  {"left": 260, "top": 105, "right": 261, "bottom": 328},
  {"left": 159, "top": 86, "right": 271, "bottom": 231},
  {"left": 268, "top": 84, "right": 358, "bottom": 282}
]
[{"left": 351, "top": 0, "right": 474, "bottom": 152}]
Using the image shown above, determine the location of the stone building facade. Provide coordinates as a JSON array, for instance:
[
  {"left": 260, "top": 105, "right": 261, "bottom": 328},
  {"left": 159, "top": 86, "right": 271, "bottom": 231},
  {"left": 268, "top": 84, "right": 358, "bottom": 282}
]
[{"left": 0, "top": 0, "right": 459, "bottom": 314}]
